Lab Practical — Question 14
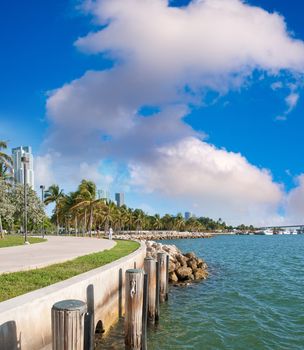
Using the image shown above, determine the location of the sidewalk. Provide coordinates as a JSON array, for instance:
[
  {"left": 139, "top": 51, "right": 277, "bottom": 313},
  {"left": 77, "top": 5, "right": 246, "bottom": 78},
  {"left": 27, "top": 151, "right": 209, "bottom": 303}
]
[{"left": 0, "top": 236, "right": 115, "bottom": 274}]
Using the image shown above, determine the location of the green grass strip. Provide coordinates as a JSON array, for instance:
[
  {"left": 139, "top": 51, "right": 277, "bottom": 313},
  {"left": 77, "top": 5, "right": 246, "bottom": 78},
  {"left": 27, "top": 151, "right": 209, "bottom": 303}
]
[
  {"left": 0, "top": 236, "right": 46, "bottom": 248},
  {"left": 0, "top": 240, "right": 139, "bottom": 302}
]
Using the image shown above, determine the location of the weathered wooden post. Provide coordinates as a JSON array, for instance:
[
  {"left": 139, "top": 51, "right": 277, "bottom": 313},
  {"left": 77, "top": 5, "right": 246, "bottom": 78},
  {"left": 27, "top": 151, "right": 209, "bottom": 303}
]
[
  {"left": 166, "top": 254, "right": 169, "bottom": 301},
  {"left": 157, "top": 252, "right": 168, "bottom": 303},
  {"left": 52, "top": 299, "right": 87, "bottom": 350},
  {"left": 142, "top": 273, "right": 148, "bottom": 350},
  {"left": 144, "top": 257, "right": 157, "bottom": 323},
  {"left": 125, "top": 269, "right": 144, "bottom": 350},
  {"left": 155, "top": 261, "right": 160, "bottom": 321}
]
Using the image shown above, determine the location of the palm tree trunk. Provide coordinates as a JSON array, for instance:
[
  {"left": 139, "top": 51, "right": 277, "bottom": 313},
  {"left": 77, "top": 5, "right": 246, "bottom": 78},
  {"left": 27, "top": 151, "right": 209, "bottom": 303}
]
[
  {"left": 89, "top": 205, "right": 93, "bottom": 237},
  {"left": 56, "top": 210, "right": 59, "bottom": 235},
  {"left": 84, "top": 209, "right": 87, "bottom": 236},
  {"left": 104, "top": 218, "right": 109, "bottom": 236},
  {"left": 0, "top": 215, "right": 4, "bottom": 239},
  {"left": 75, "top": 216, "right": 78, "bottom": 237}
]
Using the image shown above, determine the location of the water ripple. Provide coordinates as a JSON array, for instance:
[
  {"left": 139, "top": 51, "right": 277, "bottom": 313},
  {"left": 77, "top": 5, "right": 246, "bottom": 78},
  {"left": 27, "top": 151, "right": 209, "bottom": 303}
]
[{"left": 98, "top": 236, "right": 304, "bottom": 350}]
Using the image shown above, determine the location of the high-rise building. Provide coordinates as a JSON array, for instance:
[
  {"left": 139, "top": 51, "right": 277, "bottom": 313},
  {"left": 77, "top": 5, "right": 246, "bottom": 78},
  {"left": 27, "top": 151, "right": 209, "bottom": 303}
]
[
  {"left": 12, "top": 146, "right": 35, "bottom": 189},
  {"left": 115, "top": 192, "right": 125, "bottom": 207},
  {"left": 98, "top": 189, "right": 110, "bottom": 202},
  {"left": 185, "top": 212, "right": 193, "bottom": 220}
]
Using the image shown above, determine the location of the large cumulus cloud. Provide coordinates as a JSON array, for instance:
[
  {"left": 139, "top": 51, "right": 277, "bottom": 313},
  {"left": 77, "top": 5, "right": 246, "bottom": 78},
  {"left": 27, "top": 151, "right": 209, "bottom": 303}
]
[{"left": 40, "top": 0, "right": 304, "bottom": 224}]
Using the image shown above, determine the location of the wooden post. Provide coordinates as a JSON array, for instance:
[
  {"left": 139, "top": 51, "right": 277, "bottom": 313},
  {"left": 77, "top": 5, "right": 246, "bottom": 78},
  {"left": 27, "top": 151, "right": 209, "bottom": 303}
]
[
  {"left": 52, "top": 299, "right": 87, "bottom": 350},
  {"left": 166, "top": 254, "right": 169, "bottom": 301},
  {"left": 144, "top": 257, "right": 157, "bottom": 323},
  {"left": 141, "top": 273, "right": 148, "bottom": 350},
  {"left": 155, "top": 261, "right": 160, "bottom": 321},
  {"left": 125, "top": 269, "right": 144, "bottom": 350},
  {"left": 157, "top": 252, "right": 168, "bottom": 303}
]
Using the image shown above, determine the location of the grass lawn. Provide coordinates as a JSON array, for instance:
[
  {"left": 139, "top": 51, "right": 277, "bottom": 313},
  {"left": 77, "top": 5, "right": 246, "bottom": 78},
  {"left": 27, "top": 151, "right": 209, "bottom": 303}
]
[
  {"left": 0, "top": 235, "right": 46, "bottom": 248},
  {"left": 0, "top": 240, "right": 139, "bottom": 302}
]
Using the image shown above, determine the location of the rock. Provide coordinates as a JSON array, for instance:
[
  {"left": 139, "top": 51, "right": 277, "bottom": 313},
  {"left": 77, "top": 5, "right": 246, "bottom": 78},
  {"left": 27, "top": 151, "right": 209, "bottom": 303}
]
[
  {"left": 185, "top": 252, "right": 196, "bottom": 260},
  {"left": 194, "top": 268, "right": 208, "bottom": 280},
  {"left": 175, "top": 261, "right": 181, "bottom": 270},
  {"left": 176, "top": 254, "right": 188, "bottom": 267},
  {"left": 169, "top": 261, "right": 176, "bottom": 273},
  {"left": 187, "top": 259, "right": 197, "bottom": 271},
  {"left": 169, "top": 271, "right": 178, "bottom": 282},
  {"left": 176, "top": 266, "right": 193, "bottom": 280}
]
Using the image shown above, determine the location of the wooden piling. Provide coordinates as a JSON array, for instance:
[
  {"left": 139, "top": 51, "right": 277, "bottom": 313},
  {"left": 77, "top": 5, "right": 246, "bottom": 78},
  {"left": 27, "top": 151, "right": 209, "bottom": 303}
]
[
  {"left": 166, "top": 254, "right": 169, "bottom": 301},
  {"left": 141, "top": 273, "right": 148, "bottom": 350},
  {"left": 155, "top": 261, "right": 160, "bottom": 321},
  {"left": 144, "top": 257, "right": 157, "bottom": 323},
  {"left": 125, "top": 269, "right": 144, "bottom": 350},
  {"left": 52, "top": 299, "right": 87, "bottom": 350},
  {"left": 157, "top": 252, "right": 168, "bottom": 303}
]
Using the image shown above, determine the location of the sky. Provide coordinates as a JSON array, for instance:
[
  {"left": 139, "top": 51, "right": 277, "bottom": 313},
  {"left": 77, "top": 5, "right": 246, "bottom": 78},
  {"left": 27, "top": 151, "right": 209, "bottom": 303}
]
[{"left": 1, "top": 0, "right": 304, "bottom": 226}]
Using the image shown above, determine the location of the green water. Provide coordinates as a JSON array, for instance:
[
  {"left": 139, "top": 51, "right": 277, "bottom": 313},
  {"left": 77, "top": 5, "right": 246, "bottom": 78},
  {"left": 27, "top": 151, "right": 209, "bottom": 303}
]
[{"left": 98, "top": 235, "right": 304, "bottom": 349}]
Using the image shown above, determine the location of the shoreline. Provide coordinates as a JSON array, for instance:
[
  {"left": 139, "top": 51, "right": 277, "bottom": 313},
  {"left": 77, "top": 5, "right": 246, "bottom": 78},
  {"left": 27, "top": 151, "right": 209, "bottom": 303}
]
[{"left": 113, "top": 230, "right": 213, "bottom": 240}]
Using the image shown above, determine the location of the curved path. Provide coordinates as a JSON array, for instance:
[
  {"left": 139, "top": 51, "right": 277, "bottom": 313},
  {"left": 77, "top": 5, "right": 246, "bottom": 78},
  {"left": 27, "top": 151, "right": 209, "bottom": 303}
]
[{"left": 0, "top": 236, "right": 116, "bottom": 274}]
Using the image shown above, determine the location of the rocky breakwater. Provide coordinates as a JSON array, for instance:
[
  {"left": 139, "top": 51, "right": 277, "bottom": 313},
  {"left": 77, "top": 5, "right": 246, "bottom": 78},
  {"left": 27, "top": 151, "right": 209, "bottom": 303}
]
[
  {"left": 145, "top": 241, "right": 208, "bottom": 283},
  {"left": 113, "top": 231, "right": 212, "bottom": 240}
]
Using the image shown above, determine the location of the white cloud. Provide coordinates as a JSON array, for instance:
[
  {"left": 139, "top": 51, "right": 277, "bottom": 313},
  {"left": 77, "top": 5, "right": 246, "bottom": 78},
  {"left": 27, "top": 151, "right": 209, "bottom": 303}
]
[
  {"left": 34, "top": 154, "right": 57, "bottom": 189},
  {"left": 41, "top": 0, "right": 304, "bottom": 224},
  {"left": 47, "top": 0, "right": 304, "bottom": 159},
  {"left": 285, "top": 175, "right": 304, "bottom": 224},
  {"left": 275, "top": 115, "right": 287, "bottom": 122},
  {"left": 130, "top": 137, "right": 283, "bottom": 225},
  {"left": 271, "top": 81, "right": 283, "bottom": 90},
  {"left": 285, "top": 92, "right": 299, "bottom": 112}
]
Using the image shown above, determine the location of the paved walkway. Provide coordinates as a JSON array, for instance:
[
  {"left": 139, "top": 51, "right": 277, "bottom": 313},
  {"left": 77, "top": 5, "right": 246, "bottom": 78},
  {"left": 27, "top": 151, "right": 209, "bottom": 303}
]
[{"left": 0, "top": 236, "right": 116, "bottom": 274}]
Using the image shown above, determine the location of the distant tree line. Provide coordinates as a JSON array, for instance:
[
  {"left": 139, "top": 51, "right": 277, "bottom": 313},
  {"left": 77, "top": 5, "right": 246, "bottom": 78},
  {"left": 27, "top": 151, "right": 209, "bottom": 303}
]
[
  {"left": 0, "top": 140, "right": 256, "bottom": 237},
  {"left": 42, "top": 179, "right": 236, "bottom": 235}
]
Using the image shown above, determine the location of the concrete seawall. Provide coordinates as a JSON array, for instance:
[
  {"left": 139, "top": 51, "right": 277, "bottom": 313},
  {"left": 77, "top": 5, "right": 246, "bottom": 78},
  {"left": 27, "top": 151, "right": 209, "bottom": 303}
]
[{"left": 0, "top": 241, "right": 146, "bottom": 350}]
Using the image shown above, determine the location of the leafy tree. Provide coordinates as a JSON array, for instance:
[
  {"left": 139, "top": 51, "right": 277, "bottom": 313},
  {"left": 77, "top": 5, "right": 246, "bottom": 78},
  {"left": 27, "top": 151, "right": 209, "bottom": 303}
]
[
  {"left": 0, "top": 180, "right": 14, "bottom": 238},
  {"left": 11, "top": 184, "right": 46, "bottom": 232}
]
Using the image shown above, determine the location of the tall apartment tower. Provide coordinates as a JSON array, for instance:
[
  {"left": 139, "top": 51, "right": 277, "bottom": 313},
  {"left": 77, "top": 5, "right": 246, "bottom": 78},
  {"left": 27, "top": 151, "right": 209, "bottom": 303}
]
[
  {"left": 185, "top": 212, "right": 193, "bottom": 220},
  {"left": 12, "top": 146, "right": 35, "bottom": 189},
  {"left": 115, "top": 192, "right": 125, "bottom": 207},
  {"left": 98, "top": 189, "right": 110, "bottom": 202}
]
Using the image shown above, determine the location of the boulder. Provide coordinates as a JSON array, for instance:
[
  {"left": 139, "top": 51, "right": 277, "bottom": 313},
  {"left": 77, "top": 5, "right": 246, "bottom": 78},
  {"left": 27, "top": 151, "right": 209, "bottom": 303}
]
[
  {"left": 185, "top": 252, "right": 196, "bottom": 260},
  {"left": 168, "top": 261, "right": 176, "bottom": 273},
  {"left": 194, "top": 268, "right": 208, "bottom": 280},
  {"left": 187, "top": 259, "right": 197, "bottom": 271},
  {"left": 176, "top": 254, "right": 188, "bottom": 267},
  {"left": 169, "top": 271, "right": 178, "bottom": 282},
  {"left": 176, "top": 266, "right": 193, "bottom": 280}
]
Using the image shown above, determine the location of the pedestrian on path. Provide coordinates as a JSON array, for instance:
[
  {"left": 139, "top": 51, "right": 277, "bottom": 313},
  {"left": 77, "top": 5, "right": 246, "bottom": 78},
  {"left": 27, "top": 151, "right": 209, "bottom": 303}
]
[{"left": 109, "top": 227, "right": 113, "bottom": 240}]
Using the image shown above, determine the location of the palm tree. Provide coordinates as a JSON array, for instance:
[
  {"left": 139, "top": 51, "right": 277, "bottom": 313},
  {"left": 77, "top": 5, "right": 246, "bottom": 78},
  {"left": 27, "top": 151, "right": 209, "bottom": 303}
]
[
  {"left": 0, "top": 141, "right": 13, "bottom": 181},
  {"left": 133, "top": 209, "right": 145, "bottom": 232},
  {"left": 101, "top": 201, "right": 117, "bottom": 234},
  {"left": 71, "top": 180, "right": 103, "bottom": 237},
  {"left": 44, "top": 184, "right": 65, "bottom": 235},
  {"left": 152, "top": 214, "right": 162, "bottom": 231},
  {"left": 174, "top": 213, "right": 185, "bottom": 232}
]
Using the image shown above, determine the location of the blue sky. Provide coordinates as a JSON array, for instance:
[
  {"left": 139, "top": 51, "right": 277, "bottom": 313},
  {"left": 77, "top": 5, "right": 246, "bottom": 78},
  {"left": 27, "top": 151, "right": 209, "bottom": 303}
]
[{"left": 1, "top": 0, "right": 304, "bottom": 225}]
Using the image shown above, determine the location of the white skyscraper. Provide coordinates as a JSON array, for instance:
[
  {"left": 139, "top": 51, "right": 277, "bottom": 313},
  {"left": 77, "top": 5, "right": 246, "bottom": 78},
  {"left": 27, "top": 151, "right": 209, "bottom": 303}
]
[
  {"left": 98, "top": 189, "right": 110, "bottom": 202},
  {"left": 115, "top": 192, "right": 125, "bottom": 207},
  {"left": 12, "top": 146, "right": 35, "bottom": 189}
]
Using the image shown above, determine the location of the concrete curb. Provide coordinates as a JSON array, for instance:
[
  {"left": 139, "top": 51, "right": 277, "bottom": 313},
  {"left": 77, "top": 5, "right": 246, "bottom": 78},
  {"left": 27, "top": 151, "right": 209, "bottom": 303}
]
[{"left": 0, "top": 240, "right": 146, "bottom": 350}]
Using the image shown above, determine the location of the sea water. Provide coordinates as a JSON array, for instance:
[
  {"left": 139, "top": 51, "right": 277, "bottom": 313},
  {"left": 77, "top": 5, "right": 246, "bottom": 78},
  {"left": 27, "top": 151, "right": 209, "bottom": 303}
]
[{"left": 97, "top": 235, "right": 304, "bottom": 349}]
